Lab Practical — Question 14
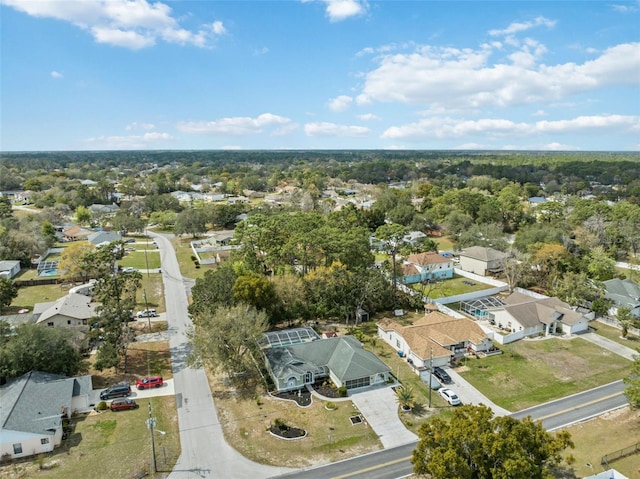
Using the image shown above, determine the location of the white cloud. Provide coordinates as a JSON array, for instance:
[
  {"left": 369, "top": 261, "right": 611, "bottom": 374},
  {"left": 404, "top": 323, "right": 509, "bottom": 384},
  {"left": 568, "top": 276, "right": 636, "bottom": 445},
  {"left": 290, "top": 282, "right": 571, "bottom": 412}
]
[
  {"left": 357, "top": 113, "right": 379, "bottom": 121},
  {"left": 381, "top": 114, "right": 639, "bottom": 141},
  {"left": 253, "top": 46, "right": 269, "bottom": 56},
  {"left": 2, "top": 0, "right": 224, "bottom": 49},
  {"left": 612, "top": 3, "right": 639, "bottom": 13},
  {"left": 82, "top": 131, "right": 175, "bottom": 149},
  {"left": 50, "top": 70, "right": 63, "bottom": 79},
  {"left": 176, "top": 113, "right": 293, "bottom": 136},
  {"left": 125, "top": 122, "right": 156, "bottom": 131},
  {"left": 322, "top": 0, "right": 367, "bottom": 22},
  {"left": 488, "top": 16, "right": 556, "bottom": 37},
  {"left": 327, "top": 95, "right": 353, "bottom": 112},
  {"left": 305, "top": 122, "right": 370, "bottom": 137},
  {"left": 533, "top": 110, "right": 546, "bottom": 117},
  {"left": 359, "top": 40, "right": 640, "bottom": 110}
]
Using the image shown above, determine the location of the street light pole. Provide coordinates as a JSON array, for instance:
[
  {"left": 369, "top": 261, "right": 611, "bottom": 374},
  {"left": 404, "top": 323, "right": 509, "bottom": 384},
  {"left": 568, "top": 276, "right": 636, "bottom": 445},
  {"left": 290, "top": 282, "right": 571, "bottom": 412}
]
[{"left": 147, "top": 402, "right": 157, "bottom": 473}]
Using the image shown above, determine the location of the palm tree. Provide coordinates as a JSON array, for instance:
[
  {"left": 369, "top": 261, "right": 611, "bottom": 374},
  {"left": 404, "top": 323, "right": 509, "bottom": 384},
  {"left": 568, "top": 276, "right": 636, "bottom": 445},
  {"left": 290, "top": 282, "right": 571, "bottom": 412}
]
[
  {"left": 395, "top": 385, "right": 416, "bottom": 411},
  {"left": 617, "top": 306, "right": 633, "bottom": 339}
]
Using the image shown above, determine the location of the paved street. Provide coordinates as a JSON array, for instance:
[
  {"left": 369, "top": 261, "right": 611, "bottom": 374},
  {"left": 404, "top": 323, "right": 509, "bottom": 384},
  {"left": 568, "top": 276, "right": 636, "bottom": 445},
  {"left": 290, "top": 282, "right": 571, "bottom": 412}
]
[{"left": 151, "top": 233, "right": 291, "bottom": 479}]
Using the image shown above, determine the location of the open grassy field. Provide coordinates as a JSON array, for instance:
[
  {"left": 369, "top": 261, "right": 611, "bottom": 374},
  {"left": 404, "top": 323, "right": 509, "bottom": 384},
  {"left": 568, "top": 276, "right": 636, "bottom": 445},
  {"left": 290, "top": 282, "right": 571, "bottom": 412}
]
[
  {"left": 410, "top": 274, "right": 495, "bottom": 299},
  {"left": 459, "top": 337, "right": 632, "bottom": 411},
  {"left": 560, "top": 407, "right": 640, "bottom": 478}
]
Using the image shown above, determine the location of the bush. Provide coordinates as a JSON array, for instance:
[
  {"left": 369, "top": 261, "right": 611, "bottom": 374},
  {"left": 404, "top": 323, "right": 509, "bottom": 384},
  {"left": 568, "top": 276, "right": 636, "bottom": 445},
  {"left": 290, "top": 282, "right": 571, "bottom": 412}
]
[
  {"left": 325, "top": 401, "right": 337, "bottom": 410},
  {"left": 337, "top": 386, "right": 348, "bottom": 397},
  {"left": 97, "top": 401, "right": 108, "bottom": 411},
  {"left": 190, "top": 255, "right": 197, "bottom": 262}
]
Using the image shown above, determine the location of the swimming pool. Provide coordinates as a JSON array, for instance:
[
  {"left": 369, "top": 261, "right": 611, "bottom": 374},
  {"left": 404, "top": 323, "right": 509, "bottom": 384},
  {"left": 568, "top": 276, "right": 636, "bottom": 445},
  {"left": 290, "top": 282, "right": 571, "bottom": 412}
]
[{"left": 39, "top": 269, "right": 58, "bottom": 277}]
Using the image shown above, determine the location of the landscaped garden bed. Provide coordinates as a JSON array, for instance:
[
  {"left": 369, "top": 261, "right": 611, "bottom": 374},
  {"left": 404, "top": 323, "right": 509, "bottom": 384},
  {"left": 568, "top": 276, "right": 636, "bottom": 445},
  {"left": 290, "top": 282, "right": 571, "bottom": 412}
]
[{"left": 269, "top": 418, "right": 307, "bottom": 440}]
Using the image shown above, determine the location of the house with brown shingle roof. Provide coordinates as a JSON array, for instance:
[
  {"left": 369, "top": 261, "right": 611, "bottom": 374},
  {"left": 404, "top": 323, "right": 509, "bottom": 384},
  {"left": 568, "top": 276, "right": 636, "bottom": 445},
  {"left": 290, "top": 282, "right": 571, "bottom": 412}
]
[
  {"left": 62, "top": 224, "right": 94, "bottom": 242},
  {"left": 377, "top": 311, "right": 494, "bottom": 382},
  {"left": 401, "top": 251, "right": 453, "bottom": 284}
]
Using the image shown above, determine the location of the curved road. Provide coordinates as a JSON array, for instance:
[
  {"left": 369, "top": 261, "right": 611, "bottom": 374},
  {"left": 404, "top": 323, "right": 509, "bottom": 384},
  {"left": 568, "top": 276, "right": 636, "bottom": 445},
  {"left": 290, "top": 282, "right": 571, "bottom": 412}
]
[{"left": 152, "top": 233, "right": 290, "bottom": 479}]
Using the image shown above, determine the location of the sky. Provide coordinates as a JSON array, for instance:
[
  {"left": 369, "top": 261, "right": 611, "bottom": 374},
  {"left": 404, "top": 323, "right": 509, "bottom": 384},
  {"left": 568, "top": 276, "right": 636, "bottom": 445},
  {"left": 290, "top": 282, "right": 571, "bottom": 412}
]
[{"left": 0, "top": 0, "right": 639, "bottom": 152}]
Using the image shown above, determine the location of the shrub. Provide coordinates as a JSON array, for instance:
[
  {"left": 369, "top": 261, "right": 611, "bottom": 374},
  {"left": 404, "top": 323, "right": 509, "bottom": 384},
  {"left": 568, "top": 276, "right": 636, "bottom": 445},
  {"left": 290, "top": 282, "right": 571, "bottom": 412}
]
[
  {"left": 97, "top": 401, "right": 108, "bottom": 411},
  {"left": 325, "top": 401, "right": 337, "bottom": 410},
  {"left": 337, "top": 386, "right": 348, "bottom": 397}
]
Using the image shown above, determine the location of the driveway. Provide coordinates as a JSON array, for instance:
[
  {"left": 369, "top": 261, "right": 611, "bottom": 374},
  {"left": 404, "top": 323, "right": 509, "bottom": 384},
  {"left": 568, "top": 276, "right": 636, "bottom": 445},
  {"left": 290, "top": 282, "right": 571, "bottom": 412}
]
[
  {"left": 90, "top": 379, "right": 175, "bottom": 405},
  {"left": 350, "top": 385, "right": 418, "bottom": 449},
  {"left": 579, "top": 331, "right": 638, "bottom": 361},
  {"left": 444, "top": 366, "right": 511, "bottom": 416}
]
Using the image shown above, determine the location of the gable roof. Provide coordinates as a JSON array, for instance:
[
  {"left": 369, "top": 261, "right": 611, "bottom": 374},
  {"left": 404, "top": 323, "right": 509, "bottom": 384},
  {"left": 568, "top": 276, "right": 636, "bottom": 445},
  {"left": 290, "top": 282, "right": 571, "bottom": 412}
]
[
  {"left": 88, "top": 230, "right": 122, "bottom": 245},
  {"left": 459, "top": 246, "right": 509, "bottom": 262},
  {"left": 0, "top": 371, "right": 92, "bottom": 437},
  {"left": 500, "top": 292, "right": 584, "bottom": 327},
  {"left": 33, "top": 293, "right": 98, "bottom": 324},
  {"left": 603, "top": 278, "right": 640, "bottom": 308},
  {"left": 406, "top": 252, "right": 450, "bottom": 265},
  {"left": 62, "top": 225, "right": 93, "bottom": 238}
]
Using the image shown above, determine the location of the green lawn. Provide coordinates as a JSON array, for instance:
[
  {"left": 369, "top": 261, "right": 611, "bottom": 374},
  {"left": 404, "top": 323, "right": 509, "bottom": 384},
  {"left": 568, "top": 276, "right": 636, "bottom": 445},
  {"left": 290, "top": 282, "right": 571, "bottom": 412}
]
[
  {"left": 459, "top": 337, "right": 632, "bottom": 411},
  {"left": 590, "top": 320, "right": 640, "bottom": 349},
  {"left": 9, "top": 283, "right": 67, "bottom": 313},
  {"left": 410, "top": 274, "right": 494, "bottom": 300},
  {"left": 118, "top": 250, "right": 161, "bottom": 269}
]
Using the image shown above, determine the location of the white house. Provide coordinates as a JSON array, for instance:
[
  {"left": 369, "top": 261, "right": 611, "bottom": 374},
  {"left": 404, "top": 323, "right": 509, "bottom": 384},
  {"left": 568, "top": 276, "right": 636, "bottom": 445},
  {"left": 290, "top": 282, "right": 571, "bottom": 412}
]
[
  {"left": 32, "top": 293, "right": 98, "bottom": 332},
  {"left": 0, "top": 260, "right": 21, "bottom": 279},
  {"left": 459, "top": 246, "right": 509, "bottom": 276},
  {"left": 0, "top": 371, "right": 93, "bottom": 460},
  {"left": 378, "top": 311, "right": 494, "bottom": 382}
]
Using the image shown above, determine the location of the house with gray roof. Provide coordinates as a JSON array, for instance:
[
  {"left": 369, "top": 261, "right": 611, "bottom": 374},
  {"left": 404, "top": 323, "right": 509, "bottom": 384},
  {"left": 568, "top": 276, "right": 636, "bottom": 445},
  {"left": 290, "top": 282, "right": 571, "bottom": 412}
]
[
  {"left": 486, "top": 291, "right": 590, "bottom": 344},
  {"left": 603, "top": 278, "right": 640, "bottom": 318},
  {"left": 32, "top": 293, "right": 98, "bottom": 333},
  {"left": 262, "top": 330, "right": 392, "bottom": 393},
  {"left": 459, "top": 246, "right": 509, "bottom": 276},
  {"left": 0, "top": 260, "right": 21, "bottom": 279},
  {"left": 87, "top": 230, "right": 122, "bottom": 247},
  {"left": 0, "top": 371, "right": 93, "bottom": 459}
]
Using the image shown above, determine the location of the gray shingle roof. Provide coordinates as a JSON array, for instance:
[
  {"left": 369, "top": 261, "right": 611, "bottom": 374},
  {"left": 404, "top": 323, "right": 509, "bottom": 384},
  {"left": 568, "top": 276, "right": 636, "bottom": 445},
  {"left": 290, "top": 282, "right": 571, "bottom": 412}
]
[
  {"left": 34, "top": 293, "right": 98, "bottom": 324},
  {"left": 459, "top": 246, "right": 508, "bottom": 262}
]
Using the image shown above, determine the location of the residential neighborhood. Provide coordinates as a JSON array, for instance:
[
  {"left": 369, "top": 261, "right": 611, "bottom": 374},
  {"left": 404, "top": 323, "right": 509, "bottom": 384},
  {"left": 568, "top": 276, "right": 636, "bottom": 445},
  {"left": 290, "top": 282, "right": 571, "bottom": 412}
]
[{"left": 0, "top": 150, "right": 639, "bottom": 479}]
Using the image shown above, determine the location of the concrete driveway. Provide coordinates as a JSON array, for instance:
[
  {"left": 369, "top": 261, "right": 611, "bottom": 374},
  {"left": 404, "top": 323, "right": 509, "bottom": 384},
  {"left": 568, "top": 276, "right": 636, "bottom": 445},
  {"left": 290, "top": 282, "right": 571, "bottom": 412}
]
[
  {"left": 90, "top": 379, "right": 175, "bottom": 406},
  {"left": 350, "top": 385, "right": 418, "bottom": 449},
  {"left": 579, "top": 331, "right": 638, "bottom": 361},
  {"left": 443, "top": 366, "right": 511, "bottom": 416}
]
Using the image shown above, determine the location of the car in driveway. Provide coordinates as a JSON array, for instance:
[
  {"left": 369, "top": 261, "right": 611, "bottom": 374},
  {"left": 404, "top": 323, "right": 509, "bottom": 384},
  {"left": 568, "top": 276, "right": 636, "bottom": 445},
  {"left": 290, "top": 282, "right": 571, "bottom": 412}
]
[
  {"left": 136, "top": 375, "right": 164, "bottom": 390},
  {"left": 100, "top": 383, "right": 132, "bottom": 400},
  {"left": 432, "top": 366, "right": 452, "bottom": 384},
  {"left": 136, "top": 309, "right": 157, "bottom": 318},
  {"left": 439, "top": 388, "right": 462, "bottom": 406},
  {"left": 110, "top": 398, "right": 138, "bottom": 411}
]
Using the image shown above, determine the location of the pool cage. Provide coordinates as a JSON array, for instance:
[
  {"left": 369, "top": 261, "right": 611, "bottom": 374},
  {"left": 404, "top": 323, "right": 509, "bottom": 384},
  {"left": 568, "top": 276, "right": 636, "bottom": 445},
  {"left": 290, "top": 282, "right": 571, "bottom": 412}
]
[{"left": 459, "top": 296, "right": 506, "bottom": 323}]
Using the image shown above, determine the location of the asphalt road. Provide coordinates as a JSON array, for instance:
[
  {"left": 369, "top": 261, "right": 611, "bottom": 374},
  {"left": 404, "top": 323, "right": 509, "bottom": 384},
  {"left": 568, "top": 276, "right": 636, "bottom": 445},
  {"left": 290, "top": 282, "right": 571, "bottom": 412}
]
[
  {"left": 270, "top": 380, "right": 630, "bottom": 479},
  {"left": 152, "top": 233, "right": 289, "bottom": 479}
]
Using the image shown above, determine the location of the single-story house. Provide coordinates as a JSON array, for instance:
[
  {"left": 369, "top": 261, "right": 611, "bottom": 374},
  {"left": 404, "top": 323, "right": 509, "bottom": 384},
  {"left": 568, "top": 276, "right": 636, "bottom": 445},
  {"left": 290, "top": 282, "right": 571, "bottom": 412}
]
[
  {"left": 88, "top": 203, "right": 119, "bottom": 215},
  {"left": 0, "top": 371, "right": 93, "bottom": 460},
  {"left": 62, "top": 225, "right": 94, "bottom": 242},
  {"left": 603, "top": 278, "right": 640, "bottom": 318},
  {"left": 0, "top": 260, "right": 21, "bottom": 279},
  {"left": 87, "top": 230, "right": 122, "bottom": 247},
  {"left": 486, "top": 291, "right": 590, "bottom": 343},
  {"left": 401, "top": 252, "right": 453, "bottom": 284},
  {"left": 262, "top": 328, "right": 392, "bottom": 393},
  {"left": 458, "top": 246, "right": 509, "bottom": 276},
  {"left": 377, "top": 311, "right": 494, "bottom": 381},
  {"left": 32, "top": 293, "right": 98, "bottom": 332}
]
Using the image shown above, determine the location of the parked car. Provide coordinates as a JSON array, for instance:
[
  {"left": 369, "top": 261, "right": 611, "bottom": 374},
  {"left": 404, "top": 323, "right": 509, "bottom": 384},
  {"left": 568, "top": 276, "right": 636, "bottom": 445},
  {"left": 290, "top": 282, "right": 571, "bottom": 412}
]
[
  {"left": 109, "top": 398, "right": 138, "bottom": 411},
  {"left": 100, "top": 383, "right": 131, "bottom": 400},
  {"left": 121, "top": 267, "right": 137, "bottom": 273},
  {"left": 136, "top": 375, "right": 164, "bottom": 390},
  {"left": 136, "top": 309, "right": 157, "bottom": 318},
  {"left": 124, "top": 238, "right": 136, "bottom": 244},
  {"left": 432, "top": 366, "right": 452, "bottom": 384},
  {"left": 439, "top": 388, "right": 462, "bottom": 406}
]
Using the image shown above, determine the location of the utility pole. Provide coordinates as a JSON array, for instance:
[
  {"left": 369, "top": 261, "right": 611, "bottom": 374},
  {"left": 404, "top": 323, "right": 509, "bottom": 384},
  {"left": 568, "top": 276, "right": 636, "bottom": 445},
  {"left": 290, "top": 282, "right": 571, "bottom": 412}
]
[
  {"left": 147, "top": 402, "right": 157, "bottom": 473},
  {"left": 144, "top": 225, "right": 150, "bottom": 278},
  {"left": 428, "top": 348, "right": 433, "bottom": 409},
  {"left": 143, "top": 289, "right": 151, "bottom": 332}
]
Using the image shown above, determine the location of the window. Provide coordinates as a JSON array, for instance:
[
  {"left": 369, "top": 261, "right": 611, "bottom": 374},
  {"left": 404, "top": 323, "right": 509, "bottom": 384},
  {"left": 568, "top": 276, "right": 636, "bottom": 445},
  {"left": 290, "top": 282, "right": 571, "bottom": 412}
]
[
  {"left": 41, "top": 438, "right": 49, "bottom": 445},
  {"left": 396, "top": 340, "right": 400, "bottom": 348},
  {"left": 67, "top": 320, "right": 71, "bottom": 325},
  {"left": 13, "top": 443, "right": 22, "bottom": 454},
  {"left": 345, "top": 377, "right": 370, "bottom": 389},
  {"left": 82, "top": 320, "right": 87, "bottom": 325},
  {"left": 47, "top": 322, "right": 54, "bottom": 327}
]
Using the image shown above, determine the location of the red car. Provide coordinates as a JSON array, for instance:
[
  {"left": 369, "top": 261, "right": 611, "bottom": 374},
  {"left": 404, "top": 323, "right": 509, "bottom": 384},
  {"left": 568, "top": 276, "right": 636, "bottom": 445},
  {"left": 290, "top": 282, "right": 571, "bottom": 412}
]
[
  {"left": 136, "top": 375, "right": 164, "bottom": 390},
  {"left": 110, "top": 398, "right": 138, "bottom": 411}
]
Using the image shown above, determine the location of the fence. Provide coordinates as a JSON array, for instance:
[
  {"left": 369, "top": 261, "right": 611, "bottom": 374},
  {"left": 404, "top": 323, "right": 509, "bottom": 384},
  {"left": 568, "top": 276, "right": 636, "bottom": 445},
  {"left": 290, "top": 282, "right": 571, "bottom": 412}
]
[{"left": 601, "top": 442, "right": 640, "bottom": 466}]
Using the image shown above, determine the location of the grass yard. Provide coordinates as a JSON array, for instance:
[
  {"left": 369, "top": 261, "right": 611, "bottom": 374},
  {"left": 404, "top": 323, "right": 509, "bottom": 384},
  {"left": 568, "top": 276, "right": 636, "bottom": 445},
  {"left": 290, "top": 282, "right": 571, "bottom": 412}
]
[
  {"left": 458, "top": 337, "right": 632, "bottom": 411},
  {"left": 211, "top": 373, "right": 382, "bottom": 468},
  {"left": 8, "top": 283, "right": 67, "bottom": 313},
  {"left": 433, "top": 236, "right": 456, "bottom": 252},
  {"left": 559, "top": 407, "right": 640, "bottom": 478},
  {"left": 590, "top": 320, "right": 640, "bottom": 348},
  {"left": 0, "top": 396, "right": 179, "bottom": 479},
  {"left": 410, "top": 274, "right": 494, "bottom": 300},
  {"left": 118, "top": 249, "right": 162, "bottom": 269},
  {"left": 135, "top": 274, "right": 166, "bottom": 313},
  {"left": 172, "top": 236, "right": 216, "bottom": 280}
]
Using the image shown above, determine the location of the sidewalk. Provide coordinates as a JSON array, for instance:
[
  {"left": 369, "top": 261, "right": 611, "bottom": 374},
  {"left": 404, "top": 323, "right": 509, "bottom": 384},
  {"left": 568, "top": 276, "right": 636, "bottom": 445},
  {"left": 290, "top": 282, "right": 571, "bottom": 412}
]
[
  {"left": 445, "top": 366, "right": 511, "bottom": 417},
  {"left": 579, "top": 332, "right": 638, "bottom": 361}
]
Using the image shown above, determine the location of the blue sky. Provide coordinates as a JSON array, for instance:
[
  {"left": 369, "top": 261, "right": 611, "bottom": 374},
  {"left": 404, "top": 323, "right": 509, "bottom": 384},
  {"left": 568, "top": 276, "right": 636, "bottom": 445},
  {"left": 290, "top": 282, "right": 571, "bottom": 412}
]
[{"left": 1, "top": 0, "right": 639, "bottom": 151}]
